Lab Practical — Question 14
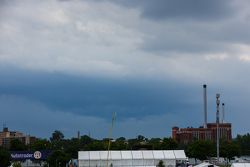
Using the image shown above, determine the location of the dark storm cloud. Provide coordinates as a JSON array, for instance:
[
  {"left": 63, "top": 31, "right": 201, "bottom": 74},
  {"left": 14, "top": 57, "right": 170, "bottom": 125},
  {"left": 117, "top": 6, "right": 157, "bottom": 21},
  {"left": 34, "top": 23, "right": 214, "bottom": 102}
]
[
  {"left": 0, "top": 67, "right": 249, "bottom": 138},
  {"left": 0, "top": 67, "right": 213, "bottom": 138},
  {"left": 110, "top": 0, "right": 234, "bottom": 21},
  {"left": 0, "top": 67, "right": 202, "bottom": 120}
]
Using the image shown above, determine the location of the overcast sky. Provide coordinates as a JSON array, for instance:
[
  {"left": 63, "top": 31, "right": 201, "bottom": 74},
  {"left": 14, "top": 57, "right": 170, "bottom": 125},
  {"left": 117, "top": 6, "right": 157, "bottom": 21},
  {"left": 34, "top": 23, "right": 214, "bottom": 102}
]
[{"left": 0, "top": 0, "right": 250, "bottom": 139}]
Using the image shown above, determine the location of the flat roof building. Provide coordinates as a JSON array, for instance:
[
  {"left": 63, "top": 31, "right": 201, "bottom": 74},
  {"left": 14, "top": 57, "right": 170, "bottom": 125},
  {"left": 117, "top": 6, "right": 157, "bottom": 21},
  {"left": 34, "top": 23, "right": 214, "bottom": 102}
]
[
  {"left": 0, "top": 127, "right": 36, "bottom": 148},
  {"left": 172, "top": 123, "right": 232, "bottom": 144}
]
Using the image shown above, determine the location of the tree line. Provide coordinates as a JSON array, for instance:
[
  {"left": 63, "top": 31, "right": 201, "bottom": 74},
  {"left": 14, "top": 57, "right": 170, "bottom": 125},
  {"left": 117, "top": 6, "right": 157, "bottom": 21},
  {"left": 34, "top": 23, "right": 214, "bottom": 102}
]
[{"left": 1, "top": 131, "right": 250, "bottom": 166}]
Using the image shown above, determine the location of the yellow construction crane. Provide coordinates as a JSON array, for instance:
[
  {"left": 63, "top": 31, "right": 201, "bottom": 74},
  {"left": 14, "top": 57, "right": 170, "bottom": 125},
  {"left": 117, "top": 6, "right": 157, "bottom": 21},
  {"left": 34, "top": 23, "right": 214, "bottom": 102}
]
[{"left": 106, "top": 112, "right": 116, "bottom": 167}]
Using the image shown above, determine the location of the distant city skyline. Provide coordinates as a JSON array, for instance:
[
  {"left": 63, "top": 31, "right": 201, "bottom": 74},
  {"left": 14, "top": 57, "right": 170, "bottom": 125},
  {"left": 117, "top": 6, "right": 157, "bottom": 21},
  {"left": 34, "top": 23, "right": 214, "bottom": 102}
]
[{"left": 1, "top": 0, "right": 250, "bottom": 139}]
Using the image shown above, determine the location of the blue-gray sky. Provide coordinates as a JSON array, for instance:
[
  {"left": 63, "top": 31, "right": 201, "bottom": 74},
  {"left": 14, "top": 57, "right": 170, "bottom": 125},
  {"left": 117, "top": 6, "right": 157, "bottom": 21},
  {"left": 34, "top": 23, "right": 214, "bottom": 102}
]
[{"left": 0, "top": 0, "right": 250, "bottom": 139}]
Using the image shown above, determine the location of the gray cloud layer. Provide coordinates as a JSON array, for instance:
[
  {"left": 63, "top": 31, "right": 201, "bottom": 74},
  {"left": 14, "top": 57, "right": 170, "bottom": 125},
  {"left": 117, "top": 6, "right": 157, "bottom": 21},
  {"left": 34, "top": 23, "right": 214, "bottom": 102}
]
[
  {"left": 0, "top": 0, "right": 250, "bottom": 138},
  {"left": 110, "top": 0, "right": 235, "bottom": 21}
]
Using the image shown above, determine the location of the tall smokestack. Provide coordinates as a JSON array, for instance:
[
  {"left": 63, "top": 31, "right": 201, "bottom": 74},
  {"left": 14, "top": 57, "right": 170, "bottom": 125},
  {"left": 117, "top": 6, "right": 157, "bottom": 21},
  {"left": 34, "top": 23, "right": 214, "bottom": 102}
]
[
  {"left": 222, "top": 103, "right": 225, "bottom": 123},
  {"left": 203, "top": 84, "right": 207, "bottom": 128},
  {"left": 77, "top": 131, "right": 80, "bottom": 139}
]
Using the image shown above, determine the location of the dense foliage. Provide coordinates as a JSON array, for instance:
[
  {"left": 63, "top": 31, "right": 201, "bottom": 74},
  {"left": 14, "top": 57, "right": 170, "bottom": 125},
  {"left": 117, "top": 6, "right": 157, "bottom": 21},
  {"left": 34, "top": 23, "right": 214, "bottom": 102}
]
[
  {"left": 0, "top": 147, "right": 11, "bottom": 167},
  {"left": 235, "top": 133, "right": 250, "bottom": 155},
  {"left": 157, "top": 160, "right": 165, "bottom": 167},
  {"left": 12, "top": 161, "right": 21, "bottom": 167},
  {"left": 1, "top": 130, "right": 250, "bottom": 166},
  {"left": 186, "top": 140, "right": 215, "bottom": 160}
]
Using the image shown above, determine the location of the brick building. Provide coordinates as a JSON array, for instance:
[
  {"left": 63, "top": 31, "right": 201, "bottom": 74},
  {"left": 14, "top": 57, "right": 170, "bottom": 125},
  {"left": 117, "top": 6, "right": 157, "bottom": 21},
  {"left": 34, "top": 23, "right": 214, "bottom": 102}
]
[
  {"left": 0, "top": 127, "right": 36, "bottom": 148},
  {"left": 172, "top": 123, "right": 232, "bottom": 144},
  {"left": 172, "top": 84, "right": 232, "bottom": 144}
]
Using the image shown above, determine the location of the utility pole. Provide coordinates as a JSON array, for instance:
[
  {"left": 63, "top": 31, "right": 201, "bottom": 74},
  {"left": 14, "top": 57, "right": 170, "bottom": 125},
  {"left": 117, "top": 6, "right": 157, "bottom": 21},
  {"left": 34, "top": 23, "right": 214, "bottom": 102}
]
[{"left": 216, "top": 94, "right": 220, "bottom": 164}]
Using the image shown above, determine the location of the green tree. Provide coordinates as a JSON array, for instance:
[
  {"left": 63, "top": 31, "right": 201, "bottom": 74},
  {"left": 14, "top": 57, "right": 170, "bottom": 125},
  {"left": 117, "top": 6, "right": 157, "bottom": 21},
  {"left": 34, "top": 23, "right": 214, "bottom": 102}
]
[
  {"left": 116, "top": 137, "right": 126, "bottom": 142},
  {"left": 84, "top": 140, "right": 105, "bottom": 151},
  {"left": 127, "top": 138, "right": 138, "bottom": 149},
  {"left": 10, "top": 139, "right": 27, "bottom": 151},
  {"left": 31, "top": 139, "right": 51, "bottom": 151},
  {"left": 148, "top": 138, "right": 162, "bottom": 150},
  {"left": 50, "top": 130, "right": 65, "bottom": 150},
  {"left": 220, "top": 141, "right": 240, "bottom": 161},
  {"left": 157, "top": 160, "right": 165, "bottom": 167},
  {"left": 161, "top": 138, "right": 178, "bottom": 150},
  {"left": 0, "top": 147, "right": 11, "bottom": 167},
  {"left": 12, "top": 161, "right": 22, "bottom": 167},
  {"left": 47, "top": 150, "right": 70, "bottom": 167},
  {"left": 43, "top": 164, "right": 49, "bottom": 167},
  {"left": 50, "top": 130, "right": 64, "bottom": 142},
  {"left": 186, "top": 140, "right": 215, "bottom": 161},
  {"left": 64, "top": 138, "right": 81, "bottom": 159},
  {"left": 80, "top": 135, "right": 93, "bottom": 145},
  {"left": 235, "top": 133, "right": 250, "bottom": 155},
  {"left": 137, "top": 135, "right": 146, "bottom": 142},
  {"left": 110, "top": 140, "right": 127, "bottom": 150}
]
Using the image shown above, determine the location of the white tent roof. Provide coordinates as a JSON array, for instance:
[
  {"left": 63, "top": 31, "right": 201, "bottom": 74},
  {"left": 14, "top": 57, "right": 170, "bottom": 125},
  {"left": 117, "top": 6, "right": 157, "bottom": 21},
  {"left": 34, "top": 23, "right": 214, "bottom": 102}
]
[
  {"left": 89, "top": 151, "right": 100, "bottom": 160},
  {"left": 110, "top": 151, "right": 122, "bottom": 160},
  {"left": 194, "top": 162, "right": 219, "bottom": 167},
  {"left": 153, "top": 151, "right": 165, "bottom": 159},
  {"left": 79, "top": 150, "right": 186, "bottom": 161},
  {"left": 99, "top": 151, "right": 110, "bottom": 160},
  {"left": 132, "top": 151, "right": 143, "bottom": 159},
  {"left": 121, "top": 151, "right": 133, "bottom": 160},
  {"left": 164, "top": 150, "right": 175, "bottom": 159},
  {"left": 232, "top": 163, "right": 250, "bottom": 167},
  {"left": 142, "top": 151, "right": 154, "bottom": 159},
  {"left": 174, "top": 150, "right": 187, "bottom": 159},
  {"left": 79, "top": 151, "right": 89, "bottom": 160}
]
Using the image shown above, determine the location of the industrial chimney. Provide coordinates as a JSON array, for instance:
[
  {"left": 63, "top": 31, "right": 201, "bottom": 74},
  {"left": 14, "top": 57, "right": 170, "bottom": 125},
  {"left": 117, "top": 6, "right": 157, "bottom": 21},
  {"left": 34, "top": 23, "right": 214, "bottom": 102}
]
[
  {"left": 203, "top": 84, "right": 207, "bottom": 128},
  {"left": 77, "top": 131, "right": 80, "bottom": 139},
  {"left": 222, "top": 103, "right": 225, "bottom": 123}
]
